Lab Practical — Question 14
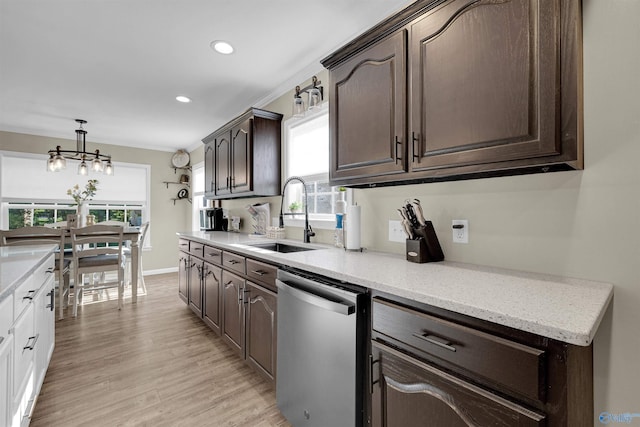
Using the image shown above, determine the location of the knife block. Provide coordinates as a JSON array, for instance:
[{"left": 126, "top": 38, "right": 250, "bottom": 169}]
[{"left": 406, "top": 221, "right": 444, "bottom": 263}]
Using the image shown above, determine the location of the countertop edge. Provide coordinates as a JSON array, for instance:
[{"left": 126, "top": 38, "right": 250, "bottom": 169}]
[
  {"left": 177, "top": 232, "right": 614, "bottom": 346},
  {"left": 0, "top": 244, "right": 57, "bottom": 303}
]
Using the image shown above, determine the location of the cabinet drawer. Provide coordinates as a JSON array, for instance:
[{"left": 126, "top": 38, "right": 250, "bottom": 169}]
[
  {"left": 372, "top": 298, "right": 546, "bottom": 402},
  {"left": 222, "top": 251, "right": 245, "bottom": 275},
  {"left": 246, "top": 259, "right": 277, "bottom": 292},
  {"left": 178, "top": 238, "right": 190, "bottom": 252},
  {"left": 189, "top": 241, "right": 205, "bottom": 258},
  {"left": 204, "top": 245, "right": 222, "bottom": 266},
  {"left": 14, "top": 273, "right": 36, "bottom": 319}
]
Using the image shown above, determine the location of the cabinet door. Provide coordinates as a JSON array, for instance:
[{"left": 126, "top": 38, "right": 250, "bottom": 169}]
[
  {"left": 203, "top": 142, "right": 215, "bottom": 196},
  {"left": 371, "top": 342, "right": 545, "bottom": 427},
  {"left": 230, "top": 119, "right": 252, "bottom": 194},
  {"left": 221, "top": 270, "right": 245, "bottom": 357},
  {"left": 0, "top": 334, "right": 12, "bottom": 427},
  {"left": 188, "top": 258, "right": 202, "bottom": 317},
  {"left": 215, "top": 132, "right": 231, "bottom": 196},
  {"left": 202, "top": 262, "right": 222, "bottom": 335},
  {"left": 329, "top": 30, "right": 407, "bottom": 184},
  {"left": 178, "top": 251, "right": 189, "bottom": 304},
  {"left": 34, "top": 277, "right": 55, "bottom": 388},
  {"left": 409, "top": 0, "right": 560, "bottom": 172},
  {"left": 245, "top": 282, "right": 276, "bottom": 384}
]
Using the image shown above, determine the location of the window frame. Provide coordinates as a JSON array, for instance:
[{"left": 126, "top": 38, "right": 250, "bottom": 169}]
[{"left": 282, "top": 105, "right": 351, "bottom": 230}]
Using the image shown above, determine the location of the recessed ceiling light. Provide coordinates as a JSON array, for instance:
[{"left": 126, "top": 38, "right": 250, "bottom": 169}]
[
  {"left": 176, "top": 95, "right": 191, "bottom": 103},
  {"left": 210, "top": 40, "right": 234, "bottom": 55}
]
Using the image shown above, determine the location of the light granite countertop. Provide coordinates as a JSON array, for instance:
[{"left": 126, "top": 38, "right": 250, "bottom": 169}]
[
  {"left": 0, "top": 245, "right": 57, "bottom": 303},
  {"left": 178, "top": 231, "right": 613, "bottom": 346}
]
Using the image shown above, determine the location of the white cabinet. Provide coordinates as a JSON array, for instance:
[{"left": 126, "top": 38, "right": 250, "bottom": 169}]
[
  {"left": 0, "top": 296, "right": 13, "bottom": 427},
  {"left": 34, "top": 278, "right": 55, "bottom": 388},
  {"left": 0, "top": 251, "right": 55, "bottom": 427}
]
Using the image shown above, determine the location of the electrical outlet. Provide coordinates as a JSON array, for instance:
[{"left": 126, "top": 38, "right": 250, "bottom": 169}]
[
  {"left": 389, "top": 220, "right": 407, "bottom": 242},
  {"left": 452, "top": 219, "right": 469, "bottom": 243}
]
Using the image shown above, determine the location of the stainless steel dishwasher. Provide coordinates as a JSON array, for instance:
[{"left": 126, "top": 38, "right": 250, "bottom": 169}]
[{"left": 276, "top": 268, "right": 368, "bottom": 427}]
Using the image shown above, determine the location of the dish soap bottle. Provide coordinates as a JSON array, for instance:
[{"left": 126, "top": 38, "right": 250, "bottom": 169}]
[{"left": 334, "top": 213, "right": 344, "bottom": 248}]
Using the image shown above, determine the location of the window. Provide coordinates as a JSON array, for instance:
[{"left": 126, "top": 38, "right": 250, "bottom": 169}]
[
  {"left": 283, "top": 106, "right": 350, "bottom": 229},
  {"left": 0, "top": 151, "right": 150, "bottom": 245},
  {"left": 191, "top": 162, "right": 205, "bottom": 231}
]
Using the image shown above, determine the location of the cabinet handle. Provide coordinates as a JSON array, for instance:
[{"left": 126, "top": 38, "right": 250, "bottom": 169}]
[
  {"left": 369, "top": 354, "right": 379, "bottom": 394},
  {"left": 412, "top": 132, "right": 420, "bottom": 163},
  {"left": 23, "top": 334, "right": 39, "bottom": 352},
  {"left": 23, "top": 290, "right": 36, "bottom": 301},
  {"left": 47, "top": 290, "right": 54, "bottom": 311},
  {"left": 236, "top": 284, "right": 244, "bottom": 304},
  {"left": 412, "top": 332, "right": 457, "bottom": 352},
  {"left": 250, "top": 269, "right": 266, "bottom": 276},
  {"left": 227, "top": 259, "right": 239, "bottom": 265},
  {"left": 46, "top": 267, "right": 55, "bottom": 274},
  {"left": 394, "top": 136, "right": 402, "bottom": 165}
]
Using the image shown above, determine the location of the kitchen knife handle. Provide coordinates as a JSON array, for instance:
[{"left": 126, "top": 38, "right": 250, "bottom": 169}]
[{"left": 412, "top": 132, "right": 420, "bottom": 163}]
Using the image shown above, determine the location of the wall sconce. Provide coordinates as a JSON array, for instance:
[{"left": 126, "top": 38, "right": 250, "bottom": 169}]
[{"left": 292, "top": 76, "right": 323, "bottom": 118}]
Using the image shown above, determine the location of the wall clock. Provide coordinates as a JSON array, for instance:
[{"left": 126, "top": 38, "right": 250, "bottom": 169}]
[{"left": 171, "top": 150, "right": 190, "bottom": 168}]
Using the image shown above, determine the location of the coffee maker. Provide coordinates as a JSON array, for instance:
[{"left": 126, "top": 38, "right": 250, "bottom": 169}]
[{"left": 204, "top": 207, "right": 227, "bottom": 231}]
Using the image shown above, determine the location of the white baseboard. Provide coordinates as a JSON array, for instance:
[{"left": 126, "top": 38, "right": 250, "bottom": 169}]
[{"left": 145, "top": 267, "right": 178, "bottom": 276}]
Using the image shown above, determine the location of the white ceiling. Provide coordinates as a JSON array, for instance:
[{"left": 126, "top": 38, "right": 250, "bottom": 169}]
[{"left": 0, "top": 0, "right": 413, "bottom": 154}]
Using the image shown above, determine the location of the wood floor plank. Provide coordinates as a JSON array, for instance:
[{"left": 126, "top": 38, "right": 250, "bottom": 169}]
[{"left": 30, "top": 272, "right": 291, "bottom": 427}]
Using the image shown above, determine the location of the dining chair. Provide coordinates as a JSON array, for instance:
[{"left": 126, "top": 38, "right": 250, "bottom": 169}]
[
  {"left": 123, "top": 221, "right": 149, "bottom": 293},
  {"left": 96, "top": 220, "right": 144, "bottom": 290},
  {"left": 70, "top": 225, "right": 125, "bottom": 317},
  {"left": 44, "top": 220, "right": 68, "bottom": 229},
  {"left": 0, "top": 226, "right": 71, "bottom": 320}
]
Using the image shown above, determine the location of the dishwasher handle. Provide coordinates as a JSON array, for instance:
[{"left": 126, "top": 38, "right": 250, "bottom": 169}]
[{"left": 276, "top": 279, "right": 355, "bottom": 316}]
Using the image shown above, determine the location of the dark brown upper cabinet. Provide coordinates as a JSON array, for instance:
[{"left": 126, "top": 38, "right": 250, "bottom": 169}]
[
  {"left": 329, "top": 30, "right": 408, "bottom": 181},
  {"left": 203, "top": 141, "right": 215, "bottom": 197},
  {"left": 202, "top": 108, "right": 282, "bottom": 199},
  {"left": 322, "top": 0, "right": 582, "bottom": 187}
]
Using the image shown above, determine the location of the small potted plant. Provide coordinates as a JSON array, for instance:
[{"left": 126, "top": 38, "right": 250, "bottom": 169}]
[
  {"left": 288, "top": 201, "right": 302, "bottom": 213},
  {"left": 67, "top": 179, "right": 99, "bottom": 227}
]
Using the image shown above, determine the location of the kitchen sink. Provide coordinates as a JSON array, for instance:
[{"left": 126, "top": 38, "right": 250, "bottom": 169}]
[{"left": 247, "top": 242, "right": 317, "bottom": 253}]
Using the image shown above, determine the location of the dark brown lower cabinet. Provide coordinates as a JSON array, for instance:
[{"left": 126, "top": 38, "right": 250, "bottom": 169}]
[
  {"left": 371, "top": 341, "right": 545, "bottom": 427},
  {"left": 222, "top": 270, "right": 245, "bottom": 357},
  {"left": 245, "top": 281, "right": 277, "bottom": 383},
  {"left": 202, "top": 262, "right": 222, "bottom": 334},
  {"left": 178, "top": 251, "right": 189, "bottom": 304},
  {"left": 188, "top": 257, "right": 203, "bottom": 317}
]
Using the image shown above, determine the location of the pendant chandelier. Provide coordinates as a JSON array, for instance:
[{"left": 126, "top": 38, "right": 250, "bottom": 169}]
[{"left": 47, "top": 119, "right": 114, "bottom": 175}]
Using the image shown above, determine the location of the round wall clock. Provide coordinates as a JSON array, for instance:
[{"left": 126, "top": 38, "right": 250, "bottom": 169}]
[{"left": 171, "top": 150, "right": 190, "bottom": 168}]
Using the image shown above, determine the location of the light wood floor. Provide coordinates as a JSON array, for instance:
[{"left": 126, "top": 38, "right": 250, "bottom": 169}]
[{"left": 31, "top": 273, "right": 291, "bottom": 427}]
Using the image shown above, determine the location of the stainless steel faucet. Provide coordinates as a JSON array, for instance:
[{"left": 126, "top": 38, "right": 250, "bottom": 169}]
[{"left": 279, "top": 176, "right": 315, "bottom": 243}]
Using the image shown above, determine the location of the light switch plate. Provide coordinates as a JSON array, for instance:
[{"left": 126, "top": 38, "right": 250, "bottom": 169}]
[
  {"left": 452, "top": 219, "right": 469, "bottom": 243},
  {"left": 389, "top": 220, "right": 406, "bottom": 242}
]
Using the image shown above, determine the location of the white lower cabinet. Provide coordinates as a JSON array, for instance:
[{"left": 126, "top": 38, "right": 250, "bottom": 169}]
[
  {"left": 12, "top": 303, "right": 35, "bottom": 427},
  {"left": 34, "top": 277, "right": 55, "bottom": 389},
  {"left": 0, "top": 252, "right": 55, "bottom": 427},
  {"left": 1, "top": 294, "right": 14, "bottom": 427}
]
